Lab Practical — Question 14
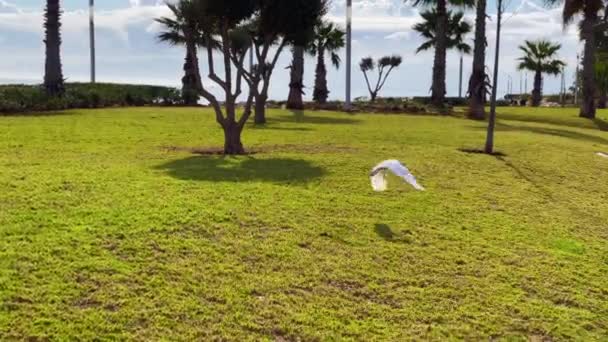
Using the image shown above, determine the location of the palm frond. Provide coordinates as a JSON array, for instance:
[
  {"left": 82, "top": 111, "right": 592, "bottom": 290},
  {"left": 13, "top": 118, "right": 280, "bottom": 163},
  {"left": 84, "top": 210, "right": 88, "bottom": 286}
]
[{"left": 330, "top": 52, "right": 341, "bottom": 69}]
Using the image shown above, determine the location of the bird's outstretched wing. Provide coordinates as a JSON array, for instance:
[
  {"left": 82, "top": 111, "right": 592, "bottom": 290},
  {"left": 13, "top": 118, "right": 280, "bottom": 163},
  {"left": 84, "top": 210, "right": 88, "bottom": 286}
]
[
  {"left": 370, "top": 160, "right": 425, "bottom": 191},
  {"left": 598, "top": 152, "right": 608, "bottom": 159}
]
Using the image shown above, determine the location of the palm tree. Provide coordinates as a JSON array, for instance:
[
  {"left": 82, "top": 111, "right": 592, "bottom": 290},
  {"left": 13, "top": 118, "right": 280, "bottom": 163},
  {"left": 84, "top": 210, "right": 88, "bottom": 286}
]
[
  {"left": 596, "top": 57, "right": 608, "bottom": 108},
  {"left": 411, "top": 0, "right": 473, "bottom": 107},
  {"left": 360, "top": 55, "right": 403, "bottom": 102},
  {"left": 311, "top": 21, "right": 345, "bottom": 104},
  {"left": 516, "top": 40, "right": 566, "bottom": 107},
  {"left": 467, "top": 0, "right": 487, "bottom": 120},
  {"left": 156, "top": 0, "right": 203, "bottom": 105},
  {"left": 286, "top": 46, "right": 306, "bottom": 109},
  {"left": 547, "top": 0, "right": 603, "bottom": 118},
  {"left": 44, "top": 0, "right": 64, "bottom": 96},
  {"left": 413, "top": 10, "right": 472, "bottom": 54}
]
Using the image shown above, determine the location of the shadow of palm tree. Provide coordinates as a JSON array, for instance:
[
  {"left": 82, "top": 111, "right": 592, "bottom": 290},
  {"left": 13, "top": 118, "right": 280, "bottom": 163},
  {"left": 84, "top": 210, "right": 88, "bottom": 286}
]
[
  {"left": 499, "top": 112, "right": 608, "bottom": 132},
  {"left": 248, "top": 125, "right": 314, "bottom": 132},
  {"left": 475, "top": 122, "right": 608, "bottom": 145},
  {"left": 2, "top": 110, "right": 76, "bottom": 117},
  {"left": 155, "top": 156, "right": 325, "bottom": 184},
  {"left": 270, "top": 110, "right": 360, "bottom": 125},
  {"left": 592, "top": 118, "right": 608, "bottom": 132}
]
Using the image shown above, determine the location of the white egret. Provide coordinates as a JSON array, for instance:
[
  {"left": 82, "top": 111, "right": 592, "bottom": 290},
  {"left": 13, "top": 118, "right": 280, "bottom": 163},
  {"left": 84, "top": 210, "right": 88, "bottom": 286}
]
[{"left": 370, "top": 160, "right": 425, "bottom": 192}]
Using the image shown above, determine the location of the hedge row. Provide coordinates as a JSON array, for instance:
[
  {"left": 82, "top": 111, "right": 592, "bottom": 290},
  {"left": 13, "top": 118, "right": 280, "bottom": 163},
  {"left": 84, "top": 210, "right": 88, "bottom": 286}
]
[{"left": 0, "top": 83, "right": 183, "bottom": 114}]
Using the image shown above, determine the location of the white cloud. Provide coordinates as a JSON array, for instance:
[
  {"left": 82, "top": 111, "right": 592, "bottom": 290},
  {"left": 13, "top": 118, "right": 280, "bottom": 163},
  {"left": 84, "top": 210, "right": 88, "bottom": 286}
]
[
  {"left": 0, "top": 0, "right": 19, "bottom": 13},
  {"left": 384, "top": 31, "right": 412, "bottom": 41}
]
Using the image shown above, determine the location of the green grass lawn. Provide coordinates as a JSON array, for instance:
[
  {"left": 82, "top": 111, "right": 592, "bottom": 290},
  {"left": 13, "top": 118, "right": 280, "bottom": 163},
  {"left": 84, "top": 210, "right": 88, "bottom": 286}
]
[{"left": 1, "top": 106, "right": 607, "bottom": 340}]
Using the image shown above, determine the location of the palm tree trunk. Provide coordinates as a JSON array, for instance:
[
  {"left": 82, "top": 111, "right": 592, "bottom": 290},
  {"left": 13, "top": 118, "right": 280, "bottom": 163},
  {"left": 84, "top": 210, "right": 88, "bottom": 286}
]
[
  {"left": 313, "top": 48, "right": 329, "bottom": 104},
  {"left": 580, "top": 12, "right": 597, "bottom": 119},
  {"left": 468, "top": 0, "right": 487, "bottom": 120},
  {"left": 182, "top": 43, "right": 200, "bottom": 106},
  {"left": 287, "top": 46, "right": 305, "bottom": 109},
  {"left": 431, "top": 0, "right": 448, "bottom": 107},
  {"left": 44, "top": 0, "right": 64, "bottom": 96},
  {"left": 485, "top": 0, "right": 503, "bottom": 154},
  {"left": 531, "top": 70, "right": 542, "bottom": 107}
]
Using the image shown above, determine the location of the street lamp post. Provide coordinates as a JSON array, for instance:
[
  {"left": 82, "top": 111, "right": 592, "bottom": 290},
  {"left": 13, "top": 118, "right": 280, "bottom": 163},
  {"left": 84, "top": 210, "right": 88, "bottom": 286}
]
[
  {"left": 458, "top": 55, "right": 463, "bottom": 98},
  {"left": 345, "top": 0, "right": 352, "bottom": 110},
  {"left": 89, "top": 0, "right": 96, "bottom": 83}
]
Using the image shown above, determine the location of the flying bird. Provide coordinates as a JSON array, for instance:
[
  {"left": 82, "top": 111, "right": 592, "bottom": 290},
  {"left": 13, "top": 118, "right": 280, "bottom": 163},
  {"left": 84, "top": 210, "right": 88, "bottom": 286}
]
[{"left": 370, "top": 159, "right": 425, "bottom": 192}]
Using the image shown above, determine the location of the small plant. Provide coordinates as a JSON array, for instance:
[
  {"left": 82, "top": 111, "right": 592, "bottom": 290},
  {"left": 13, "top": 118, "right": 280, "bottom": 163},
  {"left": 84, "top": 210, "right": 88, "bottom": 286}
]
[{"left": 359, "top": 55, "right": 402, "bottom": 103}]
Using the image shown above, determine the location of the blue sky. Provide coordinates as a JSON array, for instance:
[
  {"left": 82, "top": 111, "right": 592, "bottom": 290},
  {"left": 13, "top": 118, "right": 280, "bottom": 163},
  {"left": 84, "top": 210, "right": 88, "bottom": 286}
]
[{"left": 0, "top": 0, "right": 580, "bottom": 101}]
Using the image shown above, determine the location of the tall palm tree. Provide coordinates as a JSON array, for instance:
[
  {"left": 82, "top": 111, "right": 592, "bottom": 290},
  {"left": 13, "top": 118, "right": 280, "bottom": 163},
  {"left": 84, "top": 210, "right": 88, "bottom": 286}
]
[
  {"left": 547, "top": 0, "right": 603, "bottom": 118},
  {"left": 413, "top": 10, "right": 472, "bottom": 54},
  {"left": 467, "top": 0, "right": 487, "bottom": 120},
  {"left": 89, "top": 0, "right": 96, "bottom": 83},
  {"left": 44, "top": 0, "right": 64, "bottom": 96},
  {"left": 516, "top": 40, "right": 566, "bottom": 107},
  {"left": 156, "top": 0, "right": 203, "bottom": 105},
  {"left": 311, "top": 21, "right": 345, "bottom": 104},
  {"left": 596, "top": 57, "right": 608, "bottom": 108},
  {"left": 411, "top": 0, "right": 473, "bottom": 107}
]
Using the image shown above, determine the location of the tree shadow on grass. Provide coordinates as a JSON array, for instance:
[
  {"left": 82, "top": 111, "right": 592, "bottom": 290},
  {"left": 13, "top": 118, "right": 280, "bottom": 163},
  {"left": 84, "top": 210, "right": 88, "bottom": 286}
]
[
  {"left": 270, "top": 110, "right": 361, "bottom": 125},
  {"left": 1, "top": 110, "right": 76, "bottom": 117},
  {"left": 499, "top": 112, "right": 608, "bottom": 132},
  {"left": 155, "top": 156, "right": 325, "bottom": 184},
  {"left": 592, "top": 118, "right": 608, "bottom": 132},
  {"left": 472, "top": 122, "right": 608, "bottom": 145},
  {"left": 248, "top": 124, "right": 314, "bottom": 132}
]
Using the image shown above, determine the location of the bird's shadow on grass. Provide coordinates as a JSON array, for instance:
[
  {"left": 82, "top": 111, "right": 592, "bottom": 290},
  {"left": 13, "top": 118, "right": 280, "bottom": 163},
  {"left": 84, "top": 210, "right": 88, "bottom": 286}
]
[
  {"left": 374, "top": 224, "right": 414, "bottom": 244},
  {"left": 472, "top": 122, "right": 608, "bottom": 145},
  {"left": 155, "top": 156, "right": 325, "bottom": 184},
  {"left": 375, "top": 224, "right": 395, "bottom": 241}
]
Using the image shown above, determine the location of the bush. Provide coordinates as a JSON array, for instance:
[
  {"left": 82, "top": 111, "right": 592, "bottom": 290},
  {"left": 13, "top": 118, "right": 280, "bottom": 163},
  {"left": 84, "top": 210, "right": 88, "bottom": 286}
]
[
  {"left": 0, "top": 83, "right": 183, "bottom": 114},
  {"left": 411, "top": 96, "right": 468, "bottom": 107}
]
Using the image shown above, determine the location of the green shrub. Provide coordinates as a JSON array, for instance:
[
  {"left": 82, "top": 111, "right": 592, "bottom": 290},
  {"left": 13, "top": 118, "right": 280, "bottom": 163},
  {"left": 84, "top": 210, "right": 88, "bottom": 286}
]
[
  {"left": 0, "top": 83, "right": 183, "bottom": 114},
  {"left": 411, "top": 96, "right": 468, "bottom": 107}
]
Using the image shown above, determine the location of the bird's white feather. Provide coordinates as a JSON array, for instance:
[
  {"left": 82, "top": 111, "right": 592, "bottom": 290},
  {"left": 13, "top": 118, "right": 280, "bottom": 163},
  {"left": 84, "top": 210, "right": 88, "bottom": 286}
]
[
  {"left": 370, "top": 159, "right": 425, "bottom": 191},
  {"left": 598, "top": 152, "right": 608, "bottom": 159},
  {"left": 370, "top": 170, "right": 388, "bottom": 191}
]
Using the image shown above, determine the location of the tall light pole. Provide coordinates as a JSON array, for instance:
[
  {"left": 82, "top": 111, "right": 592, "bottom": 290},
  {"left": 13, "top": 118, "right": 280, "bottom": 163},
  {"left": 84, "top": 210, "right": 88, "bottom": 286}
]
[
  {"left": 458, "top": 55, "right": 463, "bottom": 98},
  {"left": 89, "top": 0, "right": 96, "bottom": 83},
  {"left": 345, "top": 0, "right": 352, "bottom": 110},
  {"left": 560, "top": 66, "right": 565, "bottom": 105},
  {"left": 575, "top": 54, "right": 580, "bottom": 105}
]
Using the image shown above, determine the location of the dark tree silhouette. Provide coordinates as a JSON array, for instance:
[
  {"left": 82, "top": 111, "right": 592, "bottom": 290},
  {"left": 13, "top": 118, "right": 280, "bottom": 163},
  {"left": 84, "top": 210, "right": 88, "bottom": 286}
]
[
  {"left": 44, "top": 0, "right": 64, "bottom": 96},
  {"left": 359, "top": 56, "right": 403, "bottom": 102}
]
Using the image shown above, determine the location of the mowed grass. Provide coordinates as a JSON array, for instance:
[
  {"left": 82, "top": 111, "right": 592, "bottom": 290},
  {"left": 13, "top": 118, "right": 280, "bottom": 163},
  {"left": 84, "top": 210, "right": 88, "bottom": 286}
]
[{"left": 0, "top": 106, "right": 607, "bottom": 340}]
